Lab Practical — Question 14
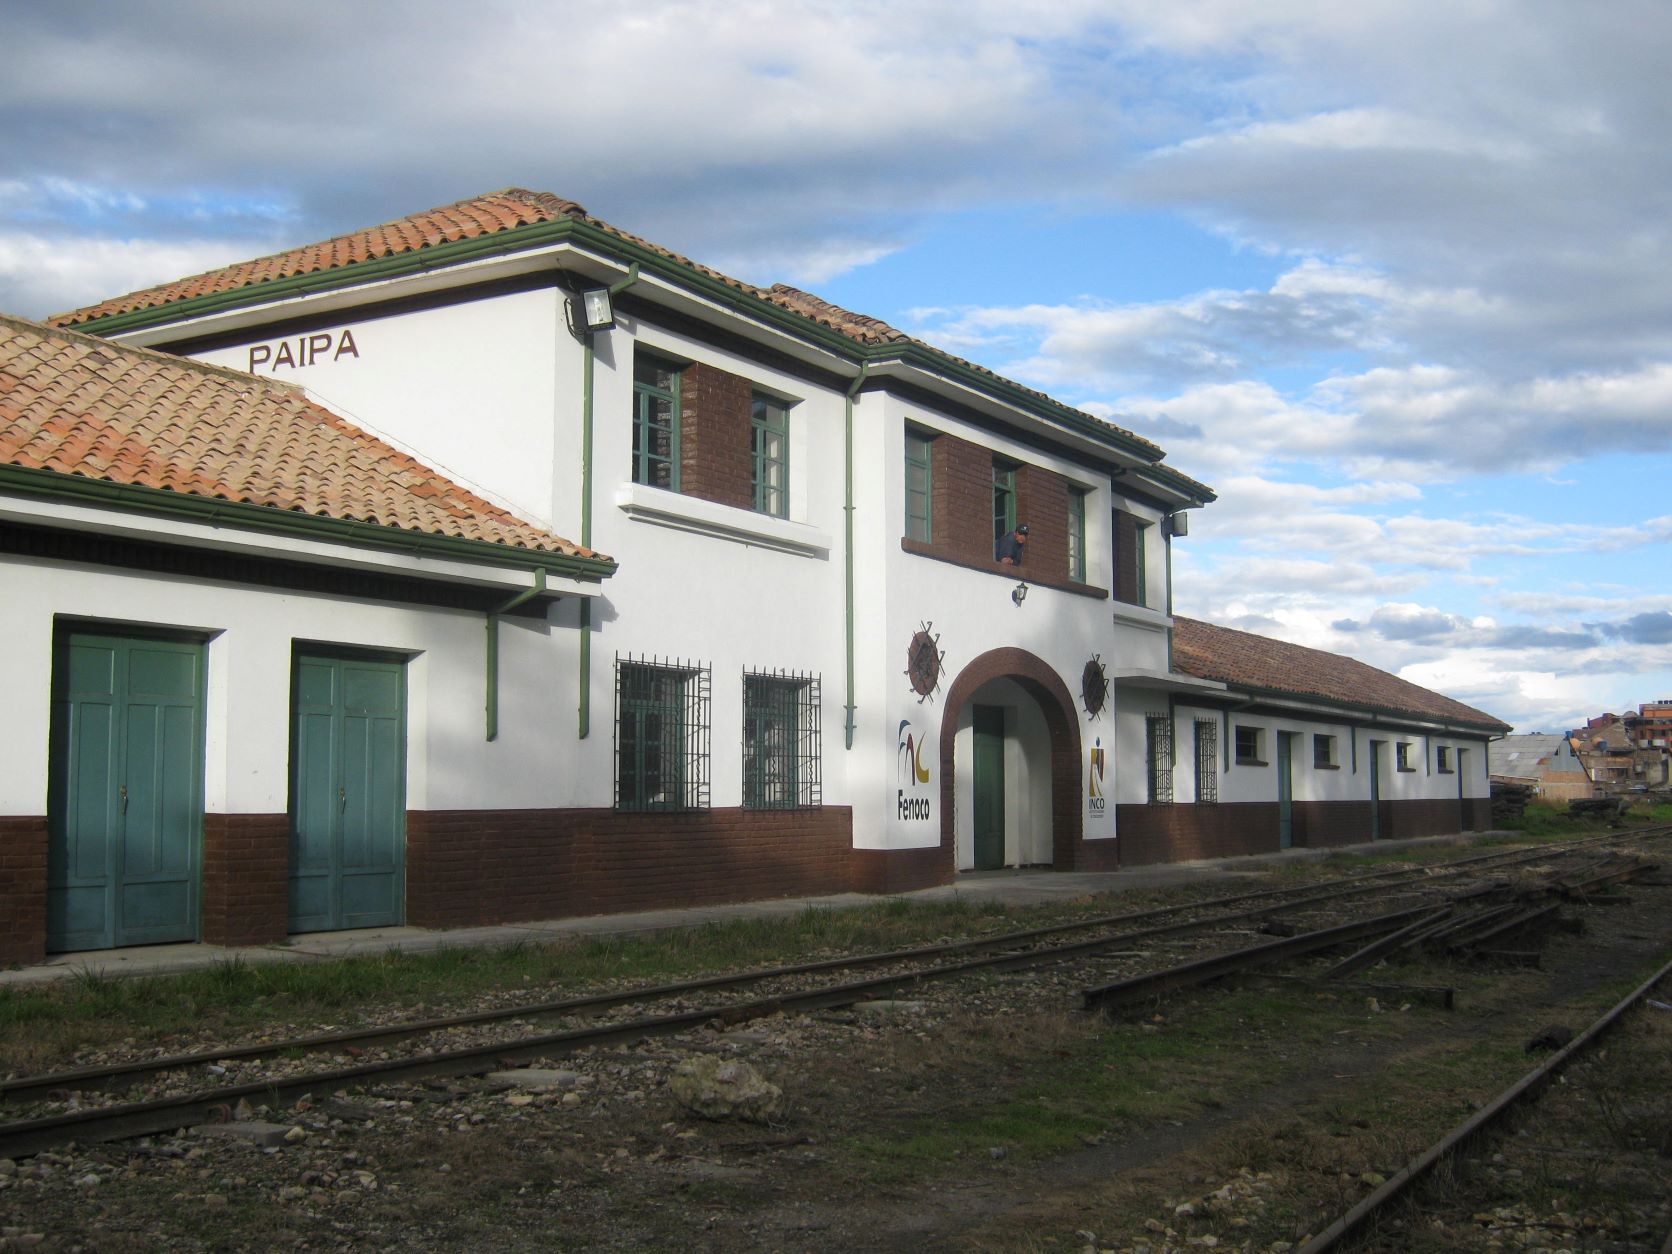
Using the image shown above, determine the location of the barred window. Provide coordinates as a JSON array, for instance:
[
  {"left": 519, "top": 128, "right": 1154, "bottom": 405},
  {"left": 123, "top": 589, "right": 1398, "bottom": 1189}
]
[
  {"left": 1195, "top": 719, "right": 1218, "bottom": 804},
  {"left": 742, "top": 670, "right": 821, "bottom": 808},
  {"left": 1146, "top": 713, "right": 1174, "bottom": 804},
  {"left": 615, "top": 656, "right": 710, "bottom": 811}
]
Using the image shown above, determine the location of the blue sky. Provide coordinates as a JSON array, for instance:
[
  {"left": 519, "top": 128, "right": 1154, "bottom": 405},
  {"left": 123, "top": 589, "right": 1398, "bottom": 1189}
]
[{"left": 3, "top": 0, "right": 1669, "bottom": 732}]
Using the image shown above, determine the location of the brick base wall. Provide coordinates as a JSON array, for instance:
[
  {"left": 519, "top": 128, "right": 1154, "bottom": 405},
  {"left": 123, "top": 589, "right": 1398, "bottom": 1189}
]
[
  {"left": 1116, "top": 803, "right": 1283, "bottom": 866},
  {"left": 1291, "top": 800, "right": 1374, "bottom": 849},
  {"left": 1383, "top": 798, "right": 1472, "bottom": 841},
  {"left": 201, "top": 814, "right": 290, "bottom": 947},
  {"left": 406, "top": 807, "right": 859, "bottom": 929},
  {"left": 853, "top": 844, "right": 950, "bottom": 895},
  {"left": 0, "top": 817, "right": 47, "bottom": 966}
]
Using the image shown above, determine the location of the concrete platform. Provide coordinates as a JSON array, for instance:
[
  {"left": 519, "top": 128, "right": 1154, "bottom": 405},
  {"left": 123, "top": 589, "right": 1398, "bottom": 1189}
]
[{"left": 4, "top": 831, "right": 1487, "bottom": 987}]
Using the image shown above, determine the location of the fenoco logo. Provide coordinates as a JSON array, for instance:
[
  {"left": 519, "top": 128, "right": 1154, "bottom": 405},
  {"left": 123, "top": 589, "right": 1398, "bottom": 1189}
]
[
  {"left": 896, "top": 719, "right": 932, "bottom": 821},
  {"left": 1088, "top": 737, "right": 1107, "bottom": 812}
]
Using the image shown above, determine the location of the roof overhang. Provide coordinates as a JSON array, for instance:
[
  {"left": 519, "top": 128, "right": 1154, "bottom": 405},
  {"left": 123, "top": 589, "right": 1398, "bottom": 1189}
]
[
  {"left": 81, "top": 220, "right": 1213, "bottom": 492},
  {"left": 0, "top": 468, "right": 611, "bottom": 596},
  {"left": 1111, "top": 669, "right": 1229, "bottom": 696}
]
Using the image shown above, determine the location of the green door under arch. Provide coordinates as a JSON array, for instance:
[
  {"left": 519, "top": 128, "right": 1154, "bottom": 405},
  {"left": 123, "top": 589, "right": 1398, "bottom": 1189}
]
[
  {"left": 47, "top": 630, "right": 205, "bottom": 952},
  {"left": 288, "top": 650, "right": 407, "bottom": 933}
]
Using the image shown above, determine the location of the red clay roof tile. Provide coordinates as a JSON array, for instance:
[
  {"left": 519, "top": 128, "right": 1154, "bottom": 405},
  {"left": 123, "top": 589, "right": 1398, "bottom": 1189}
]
[
  {"left": 0, "top": 313, "right": 604, "bottom": 564},
  {"left": 48, "top": 188, "right": 1172, "bottom": 463},
  {"left": 1172, "top": 616, "right": 1509, "bottom": 732}
]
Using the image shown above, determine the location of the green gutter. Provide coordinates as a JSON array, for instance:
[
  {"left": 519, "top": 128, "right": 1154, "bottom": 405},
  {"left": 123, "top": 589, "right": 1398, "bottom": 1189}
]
[
  {"left": 486, "top": 570, "right": 546, "bottom": 741},
  {"left": 71, "top": 216, "right": 1173, "bottom": 466},
  {"left": 0, "top": 463, "right": 616, "bottom": 581},
  {"left": 576, "top": 263, "right": 640, "bottom": 741},
  {"left": 844, "top": 362, "right": 872, "bottom": 749}
]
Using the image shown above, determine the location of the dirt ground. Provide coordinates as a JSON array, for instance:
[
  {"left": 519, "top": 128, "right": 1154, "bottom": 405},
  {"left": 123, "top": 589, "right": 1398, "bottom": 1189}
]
[{"left": 2, "top": 866, "right": 1669, "bottom": 1253}]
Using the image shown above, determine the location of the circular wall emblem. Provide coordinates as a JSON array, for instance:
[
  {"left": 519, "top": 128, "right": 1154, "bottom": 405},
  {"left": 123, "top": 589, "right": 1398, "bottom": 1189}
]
[
  {"left": 907, "top": 628, "right": 943, "bottom": 699},
  {"left": 1081, "top": 656, "right": 1108, "bottom": 717}
]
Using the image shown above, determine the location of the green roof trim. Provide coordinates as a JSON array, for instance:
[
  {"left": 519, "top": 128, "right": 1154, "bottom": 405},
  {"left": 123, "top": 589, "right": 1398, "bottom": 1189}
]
[
  {"left": 67, "top": 214, "right": 1205, "bottom": 482},
  {"left": 0, "top": 463, "right": 617, "bottom": 583}
]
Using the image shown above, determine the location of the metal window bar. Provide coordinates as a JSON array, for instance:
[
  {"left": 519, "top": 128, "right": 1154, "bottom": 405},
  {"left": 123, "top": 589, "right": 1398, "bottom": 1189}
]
[
  {"left": 614, "top": 654, "right": 710, "bottom": 811},
  {"left": 742, "top": 669, "right": 821, "bottom": 808},
  {"left": 1195, "top": 718, "right": 1218, "bottom": 805},
  {"left": 1147, "top": 713, "right": 1174, "bottom": 804}
]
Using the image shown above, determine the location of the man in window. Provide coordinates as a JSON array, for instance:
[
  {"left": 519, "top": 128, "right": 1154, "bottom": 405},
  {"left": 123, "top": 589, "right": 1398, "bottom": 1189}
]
[{"left": 996, "top": 522, "right": 1029, "bottom": 565}]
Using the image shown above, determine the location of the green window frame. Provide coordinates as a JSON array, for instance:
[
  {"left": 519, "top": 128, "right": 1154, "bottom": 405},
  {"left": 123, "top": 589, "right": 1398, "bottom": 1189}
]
[
  {"left": 632, "top": 355, "right": 681, "bottom": 491},
  {"left": 751, "top": 395, "right": 789, "bottom": 518},
  {"left": 742, "top": 670, "right": 821, "bottom": 809},
  {"left": 1313, "top": 734, "right": 1336, "bottom": 768},
  {"left": 1067, "top": 488, "right": 1087, "bottom": 582},
  {"left": 1194, "top": 719, "right": 1218, "bottom": 804},
  {"left": 992, "top": 459, "right": 1017, "bottom": 554},
  {"left": 904, "top": 428, "right": 933, "bottom": 542},
  {"left": 1134, "top": 520, "right": 1148, "bottom": 606},
  {"left": 615, "top": 656, "right": 709, "bottom": 811},
  {"left": 1146, "top": 713, "right": 1174, "bottom": 804}
]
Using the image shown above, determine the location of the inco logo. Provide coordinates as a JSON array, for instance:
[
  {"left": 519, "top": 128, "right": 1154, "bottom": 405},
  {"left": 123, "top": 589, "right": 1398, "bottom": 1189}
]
[
  {"left": 1088, "top": 737, "right": 1107, "bottom": 812},
  {"left": 896, "top": 719, "right": 932, "bottom": 821}
]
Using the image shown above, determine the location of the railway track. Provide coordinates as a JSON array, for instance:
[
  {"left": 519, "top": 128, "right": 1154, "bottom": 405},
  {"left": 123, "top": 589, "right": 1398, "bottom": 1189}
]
[
  {"left": 1297, "top": 952, "right": 1672, "bottom": 1253},
  {"left": 0, "top": 828, "right": 1664, "bottom": 1162}
]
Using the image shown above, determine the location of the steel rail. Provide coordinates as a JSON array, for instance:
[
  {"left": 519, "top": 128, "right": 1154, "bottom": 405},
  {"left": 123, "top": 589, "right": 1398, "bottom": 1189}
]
[
  {"left": 5, "top": 835, "right": 1611, "bottom": 1106},
  {"left": 1322, "top": 906, "right": 1453, "bottom": 979},
  {"left": 1081, "top": 906, "right": 1435, "bottom": 1013},
  {"left": 0, "top": 892, "right": 1451, "bottom": 1156},
  {"left": 1295, "top": 949, "right": 1672, "bottom": 1253}
]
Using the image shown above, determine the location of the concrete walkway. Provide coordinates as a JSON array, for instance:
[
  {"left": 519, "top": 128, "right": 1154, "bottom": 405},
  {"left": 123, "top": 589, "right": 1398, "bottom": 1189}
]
[{"left": 4, "top": 831, "right": 1487, "bottom": 987}]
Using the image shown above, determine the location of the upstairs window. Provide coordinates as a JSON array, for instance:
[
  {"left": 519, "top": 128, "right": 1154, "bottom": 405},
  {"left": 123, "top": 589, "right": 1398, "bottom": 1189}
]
[
  {"left": 1134, "top": 520, "right": 1148, "bottom": 606},
  {"left": 1067, "top": 488, "right": 1087, "bottom": 582},
  {"left": 751, "top": 395, "right": 788, "bottom": 518},
  {"left": 904, "top": 429, "right": 933, "bottom": 542},
  {"left": 1114, "top": 510, "right": 1150, "bottom": 607},
  {"left": 992, "top": 459, "right": 1017, "bottom": 554},
  {"left": 633, "top": 355, "right": 680, "bottom": 490}
]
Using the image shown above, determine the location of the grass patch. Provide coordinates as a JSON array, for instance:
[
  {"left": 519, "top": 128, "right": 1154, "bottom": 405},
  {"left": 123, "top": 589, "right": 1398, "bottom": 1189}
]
[
  {"left": 0, "top": 896, "right": 1123, "bottom": 1071},
  {"left": 840, "top": 983, "right": 1414, "bottom": 1182}
]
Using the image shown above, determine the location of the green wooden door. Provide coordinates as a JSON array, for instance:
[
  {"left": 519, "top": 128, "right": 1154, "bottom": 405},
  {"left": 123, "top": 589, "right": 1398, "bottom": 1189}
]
[
  {"left": 1276, "top": 732, "right": 1294, "bottom": 849},
  {"left": 48, "top": 632, "right": 204, "bottom": 952},
  {"left": 1368, "top": 741, "right": 1383, "bottom": 841},
  {"left": 289, "top": 652, "right": 406, "bottom": 933},
  {"left": 1456, "top": 748, "right": 1471, "bottom": 831},
  {"left": 972, "top": 705, "right": 1006, "bottom": 871}
]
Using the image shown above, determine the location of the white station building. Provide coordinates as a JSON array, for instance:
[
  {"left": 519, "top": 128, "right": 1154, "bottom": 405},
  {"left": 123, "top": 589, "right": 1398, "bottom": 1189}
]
[{"left": 0, "top": 190, "right": 1508, "bottom": 963}]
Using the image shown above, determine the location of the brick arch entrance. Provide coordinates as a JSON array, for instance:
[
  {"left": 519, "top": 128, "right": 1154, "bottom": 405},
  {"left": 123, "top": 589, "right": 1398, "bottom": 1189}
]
[{"left": 938, "top": 648, "right": 1083, "bottom": 871}]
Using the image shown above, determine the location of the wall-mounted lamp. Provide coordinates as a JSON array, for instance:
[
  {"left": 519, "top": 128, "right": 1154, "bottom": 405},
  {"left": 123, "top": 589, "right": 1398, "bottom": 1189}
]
[
  {"left": 1012, "top": 582, "right": 1028, "bottom": 606},
  {"left": 565, "top": 288, "right": 616, "bottom": 340},
  {"left": 1167, "top": 511, "right": 1190, "bottom": 538}
]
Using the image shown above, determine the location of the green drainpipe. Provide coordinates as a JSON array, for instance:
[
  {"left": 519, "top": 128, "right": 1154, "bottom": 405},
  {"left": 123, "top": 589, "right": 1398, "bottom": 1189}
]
[
  {"left": 844, "top": 362, "right": 871, "bottom": 749},
  {"left": 577, "top": 263, "right": 640, "bottom": 740},
  {"left": 487, "top": 569, "right": 547, "bottom": 741}
]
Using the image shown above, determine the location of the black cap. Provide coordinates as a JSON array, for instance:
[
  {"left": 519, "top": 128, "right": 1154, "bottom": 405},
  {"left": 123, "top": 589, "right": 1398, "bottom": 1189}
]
[{"left": 1016, "top": 523, "right": 1029, "bottom": 534}]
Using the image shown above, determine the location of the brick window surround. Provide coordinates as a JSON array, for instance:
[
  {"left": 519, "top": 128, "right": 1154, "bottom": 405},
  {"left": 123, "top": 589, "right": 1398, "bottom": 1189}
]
[{"left": 901, "top": 429, "right": 1106, "bottom": 599}]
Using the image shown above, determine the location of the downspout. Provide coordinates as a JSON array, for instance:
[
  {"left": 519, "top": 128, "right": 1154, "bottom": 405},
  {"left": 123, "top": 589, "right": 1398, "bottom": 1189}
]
[
  {"left": 844, "top": 361, "right": 872, "bottom": 749},
  {"left": 577, "top": 263, "right": 640, "bottom": 740},
  {"left": 487, "top": 569, "right": 547, "bottom": 741}
]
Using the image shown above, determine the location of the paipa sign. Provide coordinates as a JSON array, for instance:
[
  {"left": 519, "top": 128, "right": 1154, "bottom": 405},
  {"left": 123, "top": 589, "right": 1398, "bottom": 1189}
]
[{"left": 248, "top": 328, "right": 361, "bottom": 373}]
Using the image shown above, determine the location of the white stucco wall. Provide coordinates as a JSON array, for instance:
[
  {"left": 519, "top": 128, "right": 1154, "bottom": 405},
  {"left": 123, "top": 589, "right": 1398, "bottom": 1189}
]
[{"left": 0, "top": 553, "right": 589, "bottom": 817}]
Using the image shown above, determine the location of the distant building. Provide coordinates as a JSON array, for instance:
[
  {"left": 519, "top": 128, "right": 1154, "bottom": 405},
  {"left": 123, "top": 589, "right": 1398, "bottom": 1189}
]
[{"left": 1490, "top": 734, "right": 1593, "bottom": 801}]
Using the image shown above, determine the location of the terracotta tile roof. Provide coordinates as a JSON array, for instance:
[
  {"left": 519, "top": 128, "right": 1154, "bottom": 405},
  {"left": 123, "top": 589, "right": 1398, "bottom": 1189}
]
[
  {"left": 1172, "top": 616, "right": 1510, "bottom": 732},
  {"left": 49, "top": 188, "right": 1171, "bottom": 464},
  {"left": 0, "top": 313, "right": 605, "bottom": 564}
]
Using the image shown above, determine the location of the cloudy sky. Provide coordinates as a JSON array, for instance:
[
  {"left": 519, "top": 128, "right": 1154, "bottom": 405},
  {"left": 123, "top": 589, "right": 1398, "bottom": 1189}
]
[{"left": 4, "top": 0, "right": 1669, "bottom": 732}]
